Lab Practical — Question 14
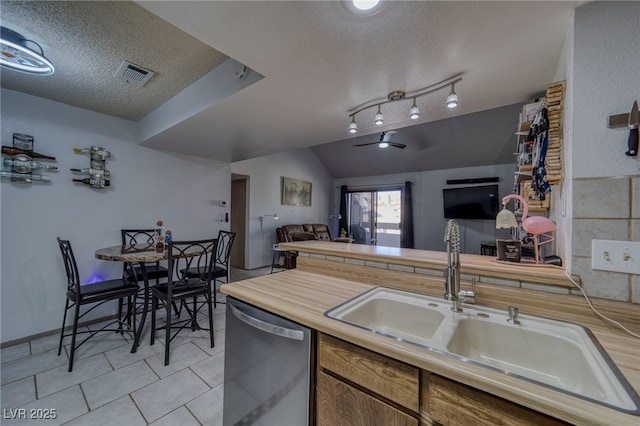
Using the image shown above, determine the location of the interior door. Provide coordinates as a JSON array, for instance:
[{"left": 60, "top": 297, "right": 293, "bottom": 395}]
[
  {"left": 347, "top": 189, "right": 401, "bottom": 247},
  {"left": 230, "top": 176, "right": 248, "bottom": 268}
]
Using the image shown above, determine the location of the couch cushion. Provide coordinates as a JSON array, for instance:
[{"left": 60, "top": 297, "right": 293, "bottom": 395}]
[
  {"left": 291, "top": 232, "right": 318, "bottom": 241},
  {"left": 310, "top": 224, "right": 331, "bottom": 241}
]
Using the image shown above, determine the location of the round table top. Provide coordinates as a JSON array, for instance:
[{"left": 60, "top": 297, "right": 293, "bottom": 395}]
[{"left": 95, "top": 244, "right": 166, "bottom": 262}]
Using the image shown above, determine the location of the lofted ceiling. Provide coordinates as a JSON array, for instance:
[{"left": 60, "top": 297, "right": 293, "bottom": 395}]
[{"left": 0, "top": 1, "right": 579, "bottom": 176}]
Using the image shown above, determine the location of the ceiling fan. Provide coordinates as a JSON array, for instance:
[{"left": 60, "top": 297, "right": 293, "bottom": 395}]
[{"left": 353, "top": 131, "right": 406, "bottom": 149}]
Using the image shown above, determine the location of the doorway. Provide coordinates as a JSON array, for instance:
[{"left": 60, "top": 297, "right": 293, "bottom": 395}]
[
  {"left": 347, "top": 189, "right": 402, "bottom": 247},
  {"left": 230, "top": 174, "right": 249, "bottom": 268}
]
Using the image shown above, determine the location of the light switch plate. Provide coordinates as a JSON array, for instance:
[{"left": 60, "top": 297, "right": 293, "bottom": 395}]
[{"left": 591, "top": 240, "right": 640, "bottom": 274}]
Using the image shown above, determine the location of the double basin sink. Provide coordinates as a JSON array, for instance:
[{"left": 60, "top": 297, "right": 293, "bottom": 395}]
[{"left": 325, "top": 287, "right": 640, "bottom": 414}]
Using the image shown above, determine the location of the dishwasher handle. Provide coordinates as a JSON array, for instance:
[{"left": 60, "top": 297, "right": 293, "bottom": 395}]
[{"left": 229, "top": 301, "right": 304, "bottom": 341}]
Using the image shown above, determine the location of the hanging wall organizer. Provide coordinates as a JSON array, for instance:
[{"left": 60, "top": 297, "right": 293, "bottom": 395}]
[
  {"left": 71, "top": 146, "right": 111, "bottom": 188},
  {"left": 1, "top": 133, "right": 57, "bottom": 183}
]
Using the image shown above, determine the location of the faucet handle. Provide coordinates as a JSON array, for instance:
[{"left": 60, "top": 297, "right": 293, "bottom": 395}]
[{"left": 458, "top": 277, "right": 476, "bottom": 304}]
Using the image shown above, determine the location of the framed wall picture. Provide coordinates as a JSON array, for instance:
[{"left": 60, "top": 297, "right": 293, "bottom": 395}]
[{"left": 282, "top": 177, "right": 312, "bottom": 206}]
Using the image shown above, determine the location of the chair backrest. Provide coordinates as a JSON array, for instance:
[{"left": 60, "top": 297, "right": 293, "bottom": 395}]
[
  {"left": 167, "top": 238, "right": 218, "bottom": 292},
  {"left": 57, "top": 237, "right": 80, "bottom": 294},
  {"left": 120, "top": 229, "right": 161, "bottom": 279},
  {"left": 215, "top": 230, "right": 236, "bottom": 267},
  {"left": 121, "top": 229, "right": 158, "bottom": 246}
]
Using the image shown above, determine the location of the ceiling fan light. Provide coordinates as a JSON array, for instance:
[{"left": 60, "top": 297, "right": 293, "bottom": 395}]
[
  {"left": 409, "top": 101, "right": 420, "bottom": 120},
  {"left": 348, "top": 117, "right": 358, "bottom": 133},
  {"left": 374, "top": 105, "right": 384, "bottom": 125},
  {"left": 352, "top": 0, "right": 380, "bottom": 11},
  {"left": 0, "top": 27, "right": 54, "bottom": 75},
  {"left": 378, "top": 142, "right": 389, "bottom": 148}
]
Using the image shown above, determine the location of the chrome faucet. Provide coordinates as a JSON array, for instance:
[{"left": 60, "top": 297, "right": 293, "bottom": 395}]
[{"left": 444, "top": 219, "right": 462, "bottom": 311}]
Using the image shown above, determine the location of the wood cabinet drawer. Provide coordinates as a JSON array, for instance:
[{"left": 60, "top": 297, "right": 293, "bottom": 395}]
[
  {"left": 428, "top": 375, "right": 569, "bottom": 426},
  {"left": 318, "top": 371, "right": 419, "bottom": 426},
  {"left": 318, "top": 333, "right": 420, "bottom": 412}
]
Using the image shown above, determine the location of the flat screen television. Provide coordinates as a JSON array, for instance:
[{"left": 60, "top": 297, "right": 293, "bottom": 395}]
[{"left": 443, "top": 184, "right": 500, "bottom": 220}]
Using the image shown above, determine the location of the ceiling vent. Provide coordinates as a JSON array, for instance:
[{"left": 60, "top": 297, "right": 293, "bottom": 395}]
[{"left": 114, "top": 61, "right": 155, "bottom": 87}]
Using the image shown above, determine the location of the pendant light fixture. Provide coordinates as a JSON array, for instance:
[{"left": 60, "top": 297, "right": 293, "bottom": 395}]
[
  {"left": 347, "top": 74, "right": 461, "bottom": 134},
  {"left": 0, "top": 27, "right": 54, "bottom": 75}
]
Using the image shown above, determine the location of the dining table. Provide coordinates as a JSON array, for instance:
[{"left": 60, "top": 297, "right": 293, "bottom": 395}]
[
  {"left": 95, "top": 241, "right": 216, "bottom": 353},
  {"left": 95, "top": 243, "right": 165, "bottom": 353}
]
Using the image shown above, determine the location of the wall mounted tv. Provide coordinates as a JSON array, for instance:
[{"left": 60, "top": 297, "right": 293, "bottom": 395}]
[{"left": 443, "top": 184, "right": 500, "bottom": 220}]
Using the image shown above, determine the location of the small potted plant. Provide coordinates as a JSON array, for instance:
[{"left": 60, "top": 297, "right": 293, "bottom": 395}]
[{"left": 340, "top": 228, "right": 347, "bottom": 237}]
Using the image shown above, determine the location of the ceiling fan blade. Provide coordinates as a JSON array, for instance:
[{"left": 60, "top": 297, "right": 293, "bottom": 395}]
[
  {"left": 389, "top": 142, "right": 407, "bottom": 149},
  {"left": 382, "top": 130, "right": 397, "bottom": 142},
  {"left": 353, "top": 141, "right": 380, "bottom": 147}
]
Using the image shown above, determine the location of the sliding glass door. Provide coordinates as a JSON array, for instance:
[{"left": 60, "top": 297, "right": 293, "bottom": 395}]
[{"left": 347, "top": 189, "right": 401, "bottom": 247}]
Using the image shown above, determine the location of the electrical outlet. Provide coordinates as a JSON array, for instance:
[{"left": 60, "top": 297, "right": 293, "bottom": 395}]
[{"left": 591, "top": 240, "right": 640, "bottom": 274}]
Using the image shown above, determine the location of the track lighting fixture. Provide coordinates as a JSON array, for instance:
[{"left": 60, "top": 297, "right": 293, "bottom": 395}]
[
  {"left": 347, "top": 75, "right": 461, "bottom": 133},
  {"left": 0, "top": 27, "right": 54, "bottom": 75},
  {"left": 446, "top": 83, "right": 459, "bottom": 109}
]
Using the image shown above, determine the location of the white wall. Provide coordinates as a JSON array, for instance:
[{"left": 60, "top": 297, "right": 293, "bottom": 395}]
[
  {"left": 231, "top": 149, "right": 334, "bottom": 269},
  {"left": 335, "top": 163, "right": 515, "bottom": 254},
  {"left": 1, "top": 89, "right": 231, "bottom": 343},
  {"left": 572, "top": 1, "right": 640, "bottom": 179}
]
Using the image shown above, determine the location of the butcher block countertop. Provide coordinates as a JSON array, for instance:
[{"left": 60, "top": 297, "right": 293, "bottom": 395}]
[
  {"left": 278, "top": 240, "right": 581, "bottom": 287},
  {"left": 222, "top": 269, "right": 640, "bottom": 426}
]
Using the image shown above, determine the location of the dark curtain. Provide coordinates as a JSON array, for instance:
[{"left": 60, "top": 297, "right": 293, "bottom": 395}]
[
  {"left": 400, "top": 181, "right": 414, "bottom": 248},
  {"left": 338, "top": 185, "right": 348, "bottom": 234}
]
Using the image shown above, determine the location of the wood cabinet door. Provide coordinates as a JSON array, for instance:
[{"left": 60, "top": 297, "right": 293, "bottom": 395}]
[{"left": 317, "top": 371, "right": 419, "bottom": 426}]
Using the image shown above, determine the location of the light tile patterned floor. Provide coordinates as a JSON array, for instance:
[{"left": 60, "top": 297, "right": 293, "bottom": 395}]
[{"left": 0, "top": 267, "right": 271, "bottom": 425}]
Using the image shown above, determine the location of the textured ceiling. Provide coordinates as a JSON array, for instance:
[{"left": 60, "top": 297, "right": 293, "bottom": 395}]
[
  {"left": 1, "top": 1, "right": 580, "bottom": 175},
  {"left": 0, "top": 1, "right": 228, "bottom": 121}
]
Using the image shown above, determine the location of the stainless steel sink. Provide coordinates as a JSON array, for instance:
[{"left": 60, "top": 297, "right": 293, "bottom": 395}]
[{"left": 325, "top": 287, "right": 640, "bottom": 414}]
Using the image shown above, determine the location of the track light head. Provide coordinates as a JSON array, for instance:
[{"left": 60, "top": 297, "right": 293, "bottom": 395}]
[
  {"left": 378, "top": 142, "right": 389, "bottom": 148},
  {"left": 409, "top": 99, "right": 420, "bottom": 120},
  {"left": 446, "top": 84, "right": 458, "bottom": 108},
  {"left": 349, "top": 116, "right": 358, "bottom": 133},
  {"left": 374, "top": 105, "right": 384, "bottom": 125}
]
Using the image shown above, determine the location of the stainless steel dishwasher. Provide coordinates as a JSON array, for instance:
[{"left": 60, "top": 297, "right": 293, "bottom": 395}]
[{"left": 223, "top": 297, "right": 313, "bottom": 426}]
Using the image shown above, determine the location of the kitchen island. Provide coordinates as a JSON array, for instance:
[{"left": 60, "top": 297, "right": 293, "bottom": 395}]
[{"left": 221, "top": 242, "right": 640, "bottom": 426}]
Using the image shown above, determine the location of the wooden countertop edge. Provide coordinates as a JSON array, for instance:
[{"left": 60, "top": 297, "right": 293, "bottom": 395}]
[
  {"left": 221, "top": 270, "right": 640, "bottom": 426},
  {"left": 279, "top": 241, "right": 581, "bottom": 287}
]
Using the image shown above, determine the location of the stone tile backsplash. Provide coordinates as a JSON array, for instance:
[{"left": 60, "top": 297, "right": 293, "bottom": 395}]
[
  {"left": 573, "top": 177, "right": 630, "bottom": 218},
  {"left": 572, "top": 176, "right": 637, "bottom": 303}
]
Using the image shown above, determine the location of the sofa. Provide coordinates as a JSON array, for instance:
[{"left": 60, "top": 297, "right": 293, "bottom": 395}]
[
  {"left": 276, "top": 223, "right": 333, "bottom": 243},
  {"left": 275, "top": 224, "right": 348, "bottom": 269}
]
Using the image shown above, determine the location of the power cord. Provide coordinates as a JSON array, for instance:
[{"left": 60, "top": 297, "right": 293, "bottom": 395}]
[{"left": 565, "top": 271, "right": 640, "bottom": 339}]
